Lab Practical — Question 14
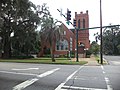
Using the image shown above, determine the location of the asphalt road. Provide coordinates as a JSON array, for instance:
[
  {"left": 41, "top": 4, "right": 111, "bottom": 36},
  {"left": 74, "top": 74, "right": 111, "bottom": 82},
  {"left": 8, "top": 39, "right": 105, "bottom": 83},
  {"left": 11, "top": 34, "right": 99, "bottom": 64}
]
[
  {"left": 104, "top": 55, "right": 120, "bottom": 65},
  {"left": 0, "top": 59, "right": 120, "bottom": 90}
]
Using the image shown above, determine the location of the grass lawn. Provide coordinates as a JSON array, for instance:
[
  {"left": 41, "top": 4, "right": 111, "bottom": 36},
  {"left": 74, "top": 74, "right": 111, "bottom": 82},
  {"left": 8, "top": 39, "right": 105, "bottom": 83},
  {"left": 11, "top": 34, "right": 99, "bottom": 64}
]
[
  {"left": 95, "top": 55, "right": 108, "bottom": 65},
  {"left": 0, "top": 58, "right": 87, "bottom": 65}
]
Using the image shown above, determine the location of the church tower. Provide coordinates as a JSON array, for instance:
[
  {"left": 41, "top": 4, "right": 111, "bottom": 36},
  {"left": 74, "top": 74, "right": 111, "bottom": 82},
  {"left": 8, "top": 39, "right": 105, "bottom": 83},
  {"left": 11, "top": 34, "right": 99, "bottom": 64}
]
[{"left": 74, "top": 10, "right": 90, "bottom": 49}]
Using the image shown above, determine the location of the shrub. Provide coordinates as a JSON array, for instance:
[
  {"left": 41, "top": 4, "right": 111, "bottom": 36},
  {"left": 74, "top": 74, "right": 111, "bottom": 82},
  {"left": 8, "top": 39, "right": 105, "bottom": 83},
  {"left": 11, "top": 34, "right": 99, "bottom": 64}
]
[
  {"left": 86, "top": 50, "right": 92, "bottom": 56},
  {"left": 11, "top": 55, "right": 34, "bottom": 59}
]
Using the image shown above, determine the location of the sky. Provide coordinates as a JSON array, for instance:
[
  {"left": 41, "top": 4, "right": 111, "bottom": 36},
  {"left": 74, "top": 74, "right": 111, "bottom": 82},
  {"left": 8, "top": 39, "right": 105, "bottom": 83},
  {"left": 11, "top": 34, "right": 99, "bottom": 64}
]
[{"left": 30, "top": 0, "right": 120, "bottom": 42}]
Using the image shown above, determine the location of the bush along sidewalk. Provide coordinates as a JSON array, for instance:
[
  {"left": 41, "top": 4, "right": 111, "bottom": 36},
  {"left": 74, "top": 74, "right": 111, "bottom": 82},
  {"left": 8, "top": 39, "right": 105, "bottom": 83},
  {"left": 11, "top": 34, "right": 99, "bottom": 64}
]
[{"left": 95, "top": 55, "right": 108, "bottom": 65}]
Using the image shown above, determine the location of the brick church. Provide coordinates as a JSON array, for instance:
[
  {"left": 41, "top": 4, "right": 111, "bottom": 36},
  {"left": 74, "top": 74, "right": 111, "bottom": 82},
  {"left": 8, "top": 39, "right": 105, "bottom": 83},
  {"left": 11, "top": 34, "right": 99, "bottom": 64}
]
[{"left": 38, "top": 10, "right": 90, "bottom": 58}]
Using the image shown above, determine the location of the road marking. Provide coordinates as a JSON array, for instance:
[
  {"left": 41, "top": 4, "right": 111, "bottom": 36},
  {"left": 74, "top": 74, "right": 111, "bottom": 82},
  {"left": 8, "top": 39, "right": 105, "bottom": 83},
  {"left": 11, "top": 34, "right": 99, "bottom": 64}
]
[
  {"left": 104, "top": 77, "right": 113, "bottom": 90},
  {"left": 62, "top": 85, "right": 107, "bottom": 90},
  {"left": 101, "top": 65, "right": 104, "bottom": 70},
  {"left": 13, "top": 68, "right": 60, "bottom": 90},
  {"left": 13, "top": 78, "right": 39, "bottom": 90},
  {"left": 37, "top": 68, "right": 60, "bottom": 77},
  {"left": 55, "top": 66, "right": 84, "bottom": 90},
  {"left": 101, "top": 66, "right": 113, "bottom": 90},
  {"left": 12, "top": 68, "right": 39, "bottom": 71},
  {"left": 0, "top": 70, "right": 37, "bottom": 76},
  {"left": 103, "top": 71, "right": 106, "bottom": 74}
]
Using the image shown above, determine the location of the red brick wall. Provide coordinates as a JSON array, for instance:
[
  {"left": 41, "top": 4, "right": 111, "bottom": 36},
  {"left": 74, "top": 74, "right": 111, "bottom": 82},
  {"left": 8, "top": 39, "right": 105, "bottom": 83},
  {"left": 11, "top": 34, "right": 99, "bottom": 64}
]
[
  {"left": 38, "top": 11, "right": 90, "bottom": 57},
  {"left": 74, "top": 10, "right": 90, "bottom": 49},
  {"left": 54, "top": 24, "right": 75, "bottom": 55}
]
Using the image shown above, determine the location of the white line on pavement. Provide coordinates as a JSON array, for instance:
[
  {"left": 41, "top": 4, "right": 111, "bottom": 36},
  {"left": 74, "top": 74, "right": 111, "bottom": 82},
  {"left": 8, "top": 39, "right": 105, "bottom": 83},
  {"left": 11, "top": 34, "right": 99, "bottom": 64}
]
[
  {"left": 12, "top": 68, "right": 39, "bottom": 71},
  {"left": 0, "top": 70, "right": 37, "bottom": 76},
  {"left": 105, "top": 77, "right": 113, "bottom": 90},
  {"left": 55, "top": 66, "right": 84, "bottom": 90},
  {"left": 13, "top": 68, "right": 60, "bottom": 90},
  {"left": 37, "top": 68, "right": 60, "bottom": 77},
  {"left": 101, "top": 65, "right": 104, "bottom": 70},
  {"left": 101, "top": 66, "right": 113, "bottom": 90},
  {"left": 13, "top": 78, "right": 39, "bottom": 90},
  {"left": 62, "top": 85, "right": 107, "bottom": 90},
  {"left": 103, "top": 71, "right": 106, "bottom": 74}
]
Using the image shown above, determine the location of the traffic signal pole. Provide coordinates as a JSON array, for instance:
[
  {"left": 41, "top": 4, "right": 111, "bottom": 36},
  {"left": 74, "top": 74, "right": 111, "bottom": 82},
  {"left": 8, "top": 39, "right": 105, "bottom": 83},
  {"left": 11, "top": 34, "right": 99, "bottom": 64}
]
[
  {"left": 100, "top": 0, "right": 103, "bottom": 64},
  {"left": 75, "top": 27, "right": 79, "bottom": 62}
]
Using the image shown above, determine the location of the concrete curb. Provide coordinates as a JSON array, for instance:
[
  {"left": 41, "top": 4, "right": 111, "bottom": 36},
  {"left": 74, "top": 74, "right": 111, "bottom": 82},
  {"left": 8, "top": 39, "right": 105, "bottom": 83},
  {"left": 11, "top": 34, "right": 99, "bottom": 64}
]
[{"left": 103, "top": 58, "right": 109, "bottom": 65}]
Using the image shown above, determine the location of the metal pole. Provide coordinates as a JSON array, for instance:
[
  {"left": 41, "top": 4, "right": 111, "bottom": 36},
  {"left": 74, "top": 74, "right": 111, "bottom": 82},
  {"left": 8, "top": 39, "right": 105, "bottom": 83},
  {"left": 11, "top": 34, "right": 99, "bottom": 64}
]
[
  {"left": 76, "top": 27, "right": 79, "bottom": 62},
  {"left": 100, "top": 0, "right": 103, "bottom": 64}
]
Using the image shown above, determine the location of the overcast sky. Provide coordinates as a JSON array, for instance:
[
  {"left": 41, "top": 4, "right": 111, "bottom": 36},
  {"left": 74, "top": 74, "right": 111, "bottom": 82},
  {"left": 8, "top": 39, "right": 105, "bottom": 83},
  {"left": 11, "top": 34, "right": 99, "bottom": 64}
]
[{"left": 30, "top": 0, "right": 120, "bottom": 42}]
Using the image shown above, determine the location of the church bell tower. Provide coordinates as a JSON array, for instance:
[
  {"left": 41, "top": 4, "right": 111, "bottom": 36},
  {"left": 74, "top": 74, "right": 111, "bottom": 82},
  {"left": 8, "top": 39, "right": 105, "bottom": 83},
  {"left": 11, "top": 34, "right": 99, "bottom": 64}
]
[{"left": 74, "top": 10, "right": 90, "bottom": 49}]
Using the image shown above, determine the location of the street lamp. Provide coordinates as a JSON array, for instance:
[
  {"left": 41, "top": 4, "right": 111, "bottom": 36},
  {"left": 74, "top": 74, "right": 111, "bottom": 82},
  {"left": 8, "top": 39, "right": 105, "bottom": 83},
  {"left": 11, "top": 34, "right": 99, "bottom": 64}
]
[{"left": 100, "top": 0, "right": 103, "bottom": 64}]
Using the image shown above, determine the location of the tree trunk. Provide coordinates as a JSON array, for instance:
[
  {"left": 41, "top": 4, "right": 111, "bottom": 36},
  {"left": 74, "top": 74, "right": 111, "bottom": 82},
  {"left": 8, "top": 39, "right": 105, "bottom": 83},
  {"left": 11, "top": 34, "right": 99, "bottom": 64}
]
[
  {"left": 50, "top": 46, "right": 55, "bottom": 62},
  {"left": 2, "top": 34, "right": 11, "bottom": 59}
]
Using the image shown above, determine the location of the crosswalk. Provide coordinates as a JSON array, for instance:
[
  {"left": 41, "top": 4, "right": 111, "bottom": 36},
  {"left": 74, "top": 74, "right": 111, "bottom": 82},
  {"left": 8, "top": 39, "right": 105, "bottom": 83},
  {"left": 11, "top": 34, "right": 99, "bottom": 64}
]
[
  {"left": 0, "top": 65, "right": 112, "bottom": 90},
  {"left": 13, "top": 68, "right": 60, "bottom": 90}
]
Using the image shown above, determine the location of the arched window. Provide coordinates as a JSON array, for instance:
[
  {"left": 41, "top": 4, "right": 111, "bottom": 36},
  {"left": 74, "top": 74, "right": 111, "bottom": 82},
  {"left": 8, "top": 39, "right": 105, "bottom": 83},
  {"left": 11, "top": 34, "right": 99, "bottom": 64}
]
[
  {"left": 70, "top": 37, "right": 72, "bottom": 51},
  {"left": 83, "top": 19, "right": 85, "bottom": 28},
  {"left": 78, "top": 19, "right": 80, "bottom": 29},
  {"left": 56, "top": 39, "right": 68, "bottom": 51}
]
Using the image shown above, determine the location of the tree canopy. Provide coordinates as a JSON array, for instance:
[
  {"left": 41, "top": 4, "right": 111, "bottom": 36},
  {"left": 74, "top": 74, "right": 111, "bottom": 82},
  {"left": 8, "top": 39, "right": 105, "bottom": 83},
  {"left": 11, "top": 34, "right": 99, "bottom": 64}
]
[
  {"left": 0, "top": 0, "right": 50, "bottom": 58},
  {"left": 89, "top": 41, "right": 100, "bottom": 55},
  {"left": 94, "top": 25, "right": 120, "bottom": 55},
  {"left": 103, "top": 25, "right": 120, "bottom": 55}
]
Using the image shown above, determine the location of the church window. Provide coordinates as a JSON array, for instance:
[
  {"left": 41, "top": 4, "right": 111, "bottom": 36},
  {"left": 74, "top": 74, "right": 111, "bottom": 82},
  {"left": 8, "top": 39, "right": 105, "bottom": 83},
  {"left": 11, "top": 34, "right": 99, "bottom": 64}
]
[
  {"left": 78, "top": 19, "right": 80, "bottom": 29},
  {"left": 83, "top": 19, "right": 85, "bottom": 28}
]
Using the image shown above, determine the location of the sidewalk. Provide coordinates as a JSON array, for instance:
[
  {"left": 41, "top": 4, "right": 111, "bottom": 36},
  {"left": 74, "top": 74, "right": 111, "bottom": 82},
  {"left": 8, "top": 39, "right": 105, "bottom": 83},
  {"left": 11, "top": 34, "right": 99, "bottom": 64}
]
[{"left": 71, "top": 55, "right": 100, "bottom": 66}]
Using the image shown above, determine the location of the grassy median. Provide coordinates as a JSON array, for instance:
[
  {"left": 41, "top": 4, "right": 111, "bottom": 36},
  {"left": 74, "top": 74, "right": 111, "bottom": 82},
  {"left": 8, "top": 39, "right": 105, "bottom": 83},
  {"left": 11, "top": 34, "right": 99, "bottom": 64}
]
[{"left": 0, "top": 58, "right": 88, "bottom": 65}]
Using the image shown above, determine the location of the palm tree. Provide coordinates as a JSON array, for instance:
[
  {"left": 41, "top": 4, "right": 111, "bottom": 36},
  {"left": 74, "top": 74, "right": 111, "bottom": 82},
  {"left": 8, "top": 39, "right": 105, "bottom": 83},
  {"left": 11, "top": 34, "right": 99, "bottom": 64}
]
[{"left": 40, "top": 17, "right": 63, "bottom": 62}]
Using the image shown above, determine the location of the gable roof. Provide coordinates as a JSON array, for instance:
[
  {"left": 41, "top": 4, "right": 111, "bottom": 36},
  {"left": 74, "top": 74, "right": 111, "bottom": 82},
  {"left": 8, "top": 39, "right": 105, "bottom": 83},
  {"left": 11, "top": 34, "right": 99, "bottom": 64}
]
[{"left": 61, "top": 23, "right": 74, "bottom": 36}]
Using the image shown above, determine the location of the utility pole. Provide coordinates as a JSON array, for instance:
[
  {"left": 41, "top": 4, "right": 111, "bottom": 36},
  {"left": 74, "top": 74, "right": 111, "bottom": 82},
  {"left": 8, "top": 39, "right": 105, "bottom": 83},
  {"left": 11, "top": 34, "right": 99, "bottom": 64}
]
[{"left": 100, "top": 0, "right": 103, "bottom": 64}]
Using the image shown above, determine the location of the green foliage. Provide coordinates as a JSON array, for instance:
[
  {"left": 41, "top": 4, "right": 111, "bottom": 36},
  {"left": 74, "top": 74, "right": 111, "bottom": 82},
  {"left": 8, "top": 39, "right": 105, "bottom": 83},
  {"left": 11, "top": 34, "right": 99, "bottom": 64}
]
[
  {"left": 11, "top": 31, "right": 41, "bottom": 56},
  {"left": 11, "top": 56, "right": 34, "bottom": 59},
  {"left": 103, "top": 25, "right": 120, "bottom": 55},
  {"left": 0, "top": 0, "right": 50, "bottom": 58},
  {"left": 86, "top": 50, "right": 92, "bottom": 55},
  {"left": 86, "top": 50, "right": 92, "bottom": 58},
  {"left": 89, "top": 41, "right": 100, "bottom": 55},
  {"left": 117, "top": 44, "right": 120, "bottom": 54},
  {"left": 39, "top": 16, "right": 63, "bottom": 62}
]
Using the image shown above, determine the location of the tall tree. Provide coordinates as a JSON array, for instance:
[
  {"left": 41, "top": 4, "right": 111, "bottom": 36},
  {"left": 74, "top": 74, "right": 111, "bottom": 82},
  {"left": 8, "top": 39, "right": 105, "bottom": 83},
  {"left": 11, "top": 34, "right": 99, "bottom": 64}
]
[
  {"left": 11, "top": 30, "right": 40, "bottom": 56},
  {"left": 94, "top": 25, "right": 120, "bottom": 55},
  {"left": 40, "top": 17, "right": 63, "bottom": 62},
  {"left": 0, "top": 0, "right": 50, "bottom": 58},
  {"left": 89, "top": 41, "right": 100, "bottom": 55},
  {"left": 103, "top": 25, "right": 120, "bottom": 55}
]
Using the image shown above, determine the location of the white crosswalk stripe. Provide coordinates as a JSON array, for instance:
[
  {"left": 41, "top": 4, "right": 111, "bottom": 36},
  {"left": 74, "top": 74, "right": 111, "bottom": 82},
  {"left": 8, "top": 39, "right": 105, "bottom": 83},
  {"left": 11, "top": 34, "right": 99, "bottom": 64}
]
[{"left": 13, "top": 68, "right": 60, "bottom": 90}]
